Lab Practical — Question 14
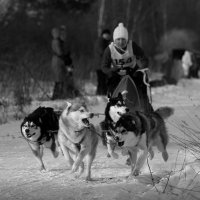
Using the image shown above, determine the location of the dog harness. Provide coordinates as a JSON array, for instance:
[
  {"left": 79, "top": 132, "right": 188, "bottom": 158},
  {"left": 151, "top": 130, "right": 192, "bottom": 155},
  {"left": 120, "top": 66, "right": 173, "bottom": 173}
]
[{"left": 69, "top": 126, "right": 91, "bottom": 150}]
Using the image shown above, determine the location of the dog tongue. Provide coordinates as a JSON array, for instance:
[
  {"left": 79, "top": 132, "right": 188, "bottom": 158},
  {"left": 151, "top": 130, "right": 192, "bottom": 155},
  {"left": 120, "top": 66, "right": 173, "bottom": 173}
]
[{"left": 27, "top": 133, "right": 36, "bottom": 138}]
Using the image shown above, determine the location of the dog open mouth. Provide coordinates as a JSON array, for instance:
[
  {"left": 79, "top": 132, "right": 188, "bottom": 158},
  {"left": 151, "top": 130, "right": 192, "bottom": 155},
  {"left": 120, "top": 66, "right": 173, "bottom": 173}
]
[
  {"left": 117, "top": 112, "right": 123, "bottom": 116},
  {"left": 118, "top": 141, "right": 124, "bottom": 147},
  {"left": 26, "top": 132, "right": 36, "bottom": 138},
  {"left": 82, "top": 118, "right": 90, "bottom": 126}
]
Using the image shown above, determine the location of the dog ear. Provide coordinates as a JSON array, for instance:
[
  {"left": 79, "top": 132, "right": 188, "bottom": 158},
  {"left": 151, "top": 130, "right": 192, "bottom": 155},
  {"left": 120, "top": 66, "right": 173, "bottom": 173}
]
[
  {"left": 121, "top": 90, "right": 128, "bottom": 95},
  {"left": 107, "top": 93, "right": 111, "bottom": 100},
  {"left": 131, "top": 120, "right": 136, "bottom": 125},
  {"left": 65, "top": 101, "right": 72, "bottom": 114},
  {"left": 121, "top": 90, "right": 128, "bottom": 100},
  {"left": 65, "top": 101, "right": 71, "bottom": 107},
  {"left": 118, "top": 92, "right": 124, "bottom": 100}
]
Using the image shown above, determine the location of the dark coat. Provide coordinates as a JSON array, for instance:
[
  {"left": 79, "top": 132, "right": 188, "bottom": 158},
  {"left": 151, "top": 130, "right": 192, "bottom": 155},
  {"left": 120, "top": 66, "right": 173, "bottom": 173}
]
[
  {"left": 51, "top": 38, "right": 66, "bottom": 82},
  {"left": 94, "top": 37, "right": 111, "bottom": 70}
]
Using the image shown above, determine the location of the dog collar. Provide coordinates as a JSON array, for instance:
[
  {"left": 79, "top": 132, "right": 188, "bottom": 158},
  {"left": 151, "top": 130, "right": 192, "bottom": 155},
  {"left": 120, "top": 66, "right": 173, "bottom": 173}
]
[{"left": 72, "top": 127, "right": 91, "bottom": 146}]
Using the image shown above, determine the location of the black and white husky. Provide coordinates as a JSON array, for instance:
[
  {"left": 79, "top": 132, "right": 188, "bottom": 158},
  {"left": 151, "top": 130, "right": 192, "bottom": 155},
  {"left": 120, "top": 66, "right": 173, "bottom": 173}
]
[
  {"left": 100, "top": 93, "right": 129, "bottom": 159},
  {"left": 115, "top": 107, "right": 174, "bottom": 176},
  {"left": 21, "top": 107, "right": 61, "bottom": 171}
]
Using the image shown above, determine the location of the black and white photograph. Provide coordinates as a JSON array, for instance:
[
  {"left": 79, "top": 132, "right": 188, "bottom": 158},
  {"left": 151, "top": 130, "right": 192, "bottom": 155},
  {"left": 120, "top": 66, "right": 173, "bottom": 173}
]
[{"left": 0, "top": 0, "right": 200, "bottom": 199}]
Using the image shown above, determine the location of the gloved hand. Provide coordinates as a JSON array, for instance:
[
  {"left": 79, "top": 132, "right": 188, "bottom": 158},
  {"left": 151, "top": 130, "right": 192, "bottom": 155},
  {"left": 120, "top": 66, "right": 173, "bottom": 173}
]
[
  {"left": 110, "top": 66, "right": 118, "bottom": 72},
  {"left": 118, "top": 69, "right": 126, "bottom": 76}
]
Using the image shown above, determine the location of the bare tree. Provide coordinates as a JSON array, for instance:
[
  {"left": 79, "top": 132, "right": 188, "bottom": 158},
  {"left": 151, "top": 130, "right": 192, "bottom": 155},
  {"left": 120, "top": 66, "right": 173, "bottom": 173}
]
[
  {"left": 126, "top": 0, "right": 131, "bottom": 28},
  {"left": 97, "top": 0, "right": 105, "bottom": 37}
]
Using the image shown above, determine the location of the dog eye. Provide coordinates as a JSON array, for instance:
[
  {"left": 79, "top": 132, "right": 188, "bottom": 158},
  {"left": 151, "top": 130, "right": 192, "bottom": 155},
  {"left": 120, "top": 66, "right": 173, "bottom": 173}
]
[
  {"left": 116, "top": 103, "right": 121, "bottom": 107},
  {"left": 79, "top": 109, "right": 84, "bottom": 113}
]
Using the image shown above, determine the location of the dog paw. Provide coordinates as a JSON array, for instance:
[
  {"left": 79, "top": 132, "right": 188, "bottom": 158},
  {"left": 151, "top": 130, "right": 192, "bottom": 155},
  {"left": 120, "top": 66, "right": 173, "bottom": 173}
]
[
  {"left": 148, "top": 151, "right": 154, "bottom": 160},
  {"left": 111, "top": 152, "right": 119, "bottom": 159},
  {"left": 40, "top": 168, "right": 46, "bottom": 173},
  {"left": 74, "top": 173, "right": 81, "bottom": 179},
  {"left": 162, "top": 151, "right": 168, "bottom": 161},
  {"left": 58, "top": 147, "right": 64, "bottom": 156},
  {"left": 107, "top": 153, "right": 111, "bottom": 158},
  {"left": 78, "top": 164, "right": 84, "bottom": 175},
  {"left": 126, "top": 158, "right": 131, "bottom": 166},
  {"left": 39, "top": 165, "right": 46, "bottom": 172},
  {"left": 132, "top": 169, "right": 140, "bottom": 176},
  {"left": 126, "top": 174, "right": 134, "bottom": 180},
  {"left": 53, "top": 151, "right": 59, "bottom": 158},
  {"left": 71, "top": 164, "right": 78, "bottom": 173}
]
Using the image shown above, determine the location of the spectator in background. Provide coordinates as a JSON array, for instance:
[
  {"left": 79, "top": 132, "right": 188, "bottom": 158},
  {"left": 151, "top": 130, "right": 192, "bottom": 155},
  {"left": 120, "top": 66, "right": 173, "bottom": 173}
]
[
  {"left": 188, "top": 53, "right": 200, "bottom": 78},
  {"left": 59, "top": 25, "right": 74, "bottom": 77},
  {"left": 94, "top": 29, "right": 111, "bottom": 95},
  {"left": 51, "top": 27, "right": 66, "bottom": 100},
  {"left": 59, "top": 25, "right": 79, "bottom": 98},
  {"left": 182, "top": 50, "right": 192, "bottom": 78}
]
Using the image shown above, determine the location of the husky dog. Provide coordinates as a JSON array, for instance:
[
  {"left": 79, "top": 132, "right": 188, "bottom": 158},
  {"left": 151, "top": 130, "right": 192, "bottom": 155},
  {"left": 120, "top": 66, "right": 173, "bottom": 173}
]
[
  {"left": 21, "top": 107, "right": 60, "bottom": 171},
  {"left": 58, "top": 101, "right": 98, "bottom": 181},
  {"left": 100, "top": 93, "right": 129, "bottom": 159},
  {"left": 115, "top": 107, "right": 174, "bottom": 176}
]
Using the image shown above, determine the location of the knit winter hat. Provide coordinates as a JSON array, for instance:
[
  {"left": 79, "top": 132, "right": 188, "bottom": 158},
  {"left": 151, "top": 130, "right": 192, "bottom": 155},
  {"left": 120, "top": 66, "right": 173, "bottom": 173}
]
[{"left": 113, "top": 23, "right": 128, "bottom": 41}]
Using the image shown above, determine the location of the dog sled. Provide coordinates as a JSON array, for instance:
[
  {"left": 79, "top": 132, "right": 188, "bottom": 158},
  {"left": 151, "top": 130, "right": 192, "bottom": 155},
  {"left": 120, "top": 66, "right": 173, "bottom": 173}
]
[{"left": 112, "top": 72, "right": 152, "bottom": 113}]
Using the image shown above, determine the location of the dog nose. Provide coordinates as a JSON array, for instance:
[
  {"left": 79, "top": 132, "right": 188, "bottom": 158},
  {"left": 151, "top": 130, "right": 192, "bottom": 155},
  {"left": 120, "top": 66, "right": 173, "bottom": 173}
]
[
  {"left": 90, "top": 113, "right": 94, "bottom": 118},
  {"left": 25, "top": 129, "right": 29, "bottom": 133},
  {"left": 115, "top": 136, "right": 119, "bottom": 141},
  {"left": 126, "top": 108, "right": 129, "bottom": 112}
]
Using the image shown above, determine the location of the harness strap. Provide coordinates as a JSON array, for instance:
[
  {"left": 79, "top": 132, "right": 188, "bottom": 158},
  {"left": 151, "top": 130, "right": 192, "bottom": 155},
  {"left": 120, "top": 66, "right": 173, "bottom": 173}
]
[
  {"left": 70, "top": 126, "right": 91, "bottom": 147},
  {"left": 137, "top": 68, "right": 150, "bottom": 87}
]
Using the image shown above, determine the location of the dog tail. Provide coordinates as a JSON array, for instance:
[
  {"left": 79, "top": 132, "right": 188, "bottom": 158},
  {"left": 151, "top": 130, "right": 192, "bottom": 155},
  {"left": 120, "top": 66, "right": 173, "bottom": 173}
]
[{"left": 155, "top": 106, "right": 174, "bottom": 119}]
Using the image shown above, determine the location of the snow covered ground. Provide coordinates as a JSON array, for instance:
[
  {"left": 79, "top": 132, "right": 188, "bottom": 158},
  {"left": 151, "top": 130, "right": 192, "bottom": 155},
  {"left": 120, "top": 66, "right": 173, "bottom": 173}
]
[{"left": 1, "top": 78, "right": 200, "bottom": 200}]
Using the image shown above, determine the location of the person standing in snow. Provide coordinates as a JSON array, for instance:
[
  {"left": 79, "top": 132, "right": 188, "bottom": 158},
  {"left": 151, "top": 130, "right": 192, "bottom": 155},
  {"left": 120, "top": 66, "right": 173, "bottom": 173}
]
[
  {"left": 94, "top": 29, "right": 111, "bottom": 95},
  {"left": 51, "top": 27, "right": 66, "bottom": 100}
]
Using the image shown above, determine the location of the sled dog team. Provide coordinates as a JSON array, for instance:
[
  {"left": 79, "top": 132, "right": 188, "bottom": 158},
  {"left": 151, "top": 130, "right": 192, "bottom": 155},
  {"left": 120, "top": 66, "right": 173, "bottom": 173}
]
[{"left": 21, "top": 93, "right": 174, "bottom": 180}]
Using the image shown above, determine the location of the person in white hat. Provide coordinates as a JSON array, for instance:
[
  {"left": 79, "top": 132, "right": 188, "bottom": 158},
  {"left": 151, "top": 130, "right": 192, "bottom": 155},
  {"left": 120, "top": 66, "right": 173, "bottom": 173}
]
[{"left": 101, "top": 22, "right": 152, "bottom": 112}]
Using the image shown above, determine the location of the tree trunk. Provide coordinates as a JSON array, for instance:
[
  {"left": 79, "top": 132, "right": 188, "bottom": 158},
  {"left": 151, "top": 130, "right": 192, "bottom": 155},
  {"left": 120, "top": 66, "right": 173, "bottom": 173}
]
[
  {"left": 162, "top": 0, "right": 167, "bottom": 42},
  {"left": 97, "top": 0, "right": 106, "bottom": 37},
  {"left": 126, "top": 0, "right": 132, "bottom": 28}
]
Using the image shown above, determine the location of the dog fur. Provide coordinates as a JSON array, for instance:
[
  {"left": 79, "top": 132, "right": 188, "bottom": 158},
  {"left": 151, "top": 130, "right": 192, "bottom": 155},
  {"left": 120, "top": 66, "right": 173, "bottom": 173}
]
[
  {"left": 100, "top": 93, "right": 129, "bottom": 159},
  {"left": 21, "top": 107, "right": 60, "bottom": 171},
  {"left": 58, "top": 101, "right": 98, "bottom": 181},
  {"left": 115, "top": 107, "right": 174, "bottom": 176}
]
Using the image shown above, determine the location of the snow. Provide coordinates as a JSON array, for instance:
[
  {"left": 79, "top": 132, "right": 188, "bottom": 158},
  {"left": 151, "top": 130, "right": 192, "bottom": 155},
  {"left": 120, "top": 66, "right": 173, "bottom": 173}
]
[{"left": 1, "top": 78, "right": 200, "bottom": 200}]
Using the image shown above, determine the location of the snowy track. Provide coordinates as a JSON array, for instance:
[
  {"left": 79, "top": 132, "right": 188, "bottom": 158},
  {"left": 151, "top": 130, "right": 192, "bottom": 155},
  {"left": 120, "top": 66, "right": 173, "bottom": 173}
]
[{"left": 1, "top": 79, "right": 200, "bottom": 200}]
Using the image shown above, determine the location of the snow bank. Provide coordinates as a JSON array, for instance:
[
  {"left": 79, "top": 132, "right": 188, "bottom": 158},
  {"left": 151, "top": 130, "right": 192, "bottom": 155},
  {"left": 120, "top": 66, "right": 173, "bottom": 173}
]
[{"left": 140, "top": 159, "right": 200, "bottom": 200}]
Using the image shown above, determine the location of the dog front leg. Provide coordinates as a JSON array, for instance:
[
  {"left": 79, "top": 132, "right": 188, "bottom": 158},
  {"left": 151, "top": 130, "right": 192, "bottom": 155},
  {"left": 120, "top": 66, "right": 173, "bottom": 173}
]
[
  {"left": 71, "top": 146, "right": 88, "bottom": 173},
  {"left": 133, "top": 149, "right": 148, "bottom": 176},
  {"left": 47, "top": 138, "right": 59, "bottom": 158},
  {"left": 59, "top": 142, "right": 74, "bottom": 168},
  {"left": 107, "top": 140, "right": 119, "bottom": 159},
  {"left": 128, "top": 150, "right": 137, "bottom": 177},
  {"left": 29, "top": 143, "right": 45, "bottom": 171},
  {"left": 84, "top": 149, "right": 97, "bottom": 181},
  {"left": 148, "top": 146, "right": 154, "bottom": 160},
  {"left": 69, "top": 151, "right": 84, "bottom": 178}
]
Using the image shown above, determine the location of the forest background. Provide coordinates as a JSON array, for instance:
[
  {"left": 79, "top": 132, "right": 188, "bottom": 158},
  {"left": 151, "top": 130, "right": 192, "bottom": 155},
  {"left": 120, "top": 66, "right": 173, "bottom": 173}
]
[{"left": 0, "top": 0, "right": 200, "bottom": 103}]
